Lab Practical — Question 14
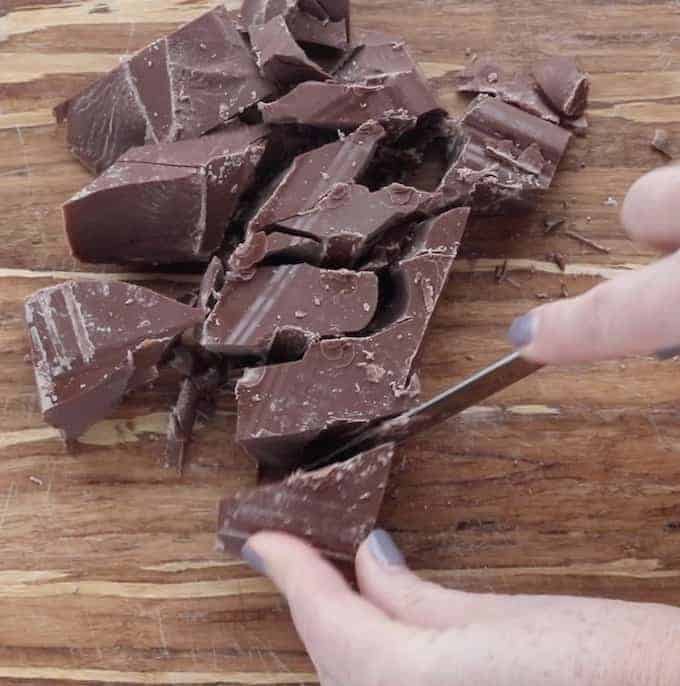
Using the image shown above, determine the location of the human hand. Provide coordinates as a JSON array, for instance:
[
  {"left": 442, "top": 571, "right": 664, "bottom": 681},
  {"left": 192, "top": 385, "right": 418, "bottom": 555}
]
[
  {"left": 242, "top": 529, "right": 680, "bottom": 685},
  {"left": 509, "top": 164, "right": 680, "bottom": 363}
]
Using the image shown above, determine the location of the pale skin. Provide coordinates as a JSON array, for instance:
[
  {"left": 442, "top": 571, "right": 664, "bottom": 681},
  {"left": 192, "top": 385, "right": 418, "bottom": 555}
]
[{"left": 242, "top": 164, "right": 680, "bottom": 685}]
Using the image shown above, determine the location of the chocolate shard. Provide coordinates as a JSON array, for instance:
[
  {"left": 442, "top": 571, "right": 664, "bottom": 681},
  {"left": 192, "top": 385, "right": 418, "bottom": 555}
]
[
  {"left": 246, "top": 120, "right": 386, "bottom": 234},
  {"left": 199, "top": 257, "right": 226, "bottom": 312},
  {"left": 164, "top": 377, "right": 201, "bottom": 473},
  {"left": 437, "top": 96, "right": 571, "bottom": 214},
  {"left": 533, "top": 56, "right": 590, "bottom": 118},
  {"left": 64, "top": 123, "right": 269, "bottom": 264},
  {"left": 234, "top": 207, "right": 469, "bottom": 469},
  {"left": 335, "top": 30, "right": 419, "bottom": 82},
  {"left": 455, "top": 58, "right": 559, "bottom": 123},
  {"left": 286, "top": 10, "right": 348, "bottom": 49},
  {"left": 25, "top": 281, "right": 204, "bottom": 440},
  {"left": 201, "top": 265, "right": 378, "bottom": 357},
  {"left": 260, "top": 71, "right": 443, "bottom": 134},
  {"left": 250, "top": 14, "right": 331, "bottom": 85},
  {"left": 217, "top": 442, "right": 394, "bottom": 561},
  {"left": 259, "top": 182, "right": 435, "bottom": 267},
  {"left": 562, "top": 114, "right": 588, "bottom": 137},
  {"left": 55, "top": 6, "right": 275, "bottom": 173}
]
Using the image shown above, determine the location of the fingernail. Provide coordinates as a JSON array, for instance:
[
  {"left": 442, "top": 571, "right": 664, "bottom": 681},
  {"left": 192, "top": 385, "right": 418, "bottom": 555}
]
[
  {"left": 656, "top": 345, "right": 680, "bottom": 361},
  {"left": 367, "top": 529, "right": 405, "bottom": 568},
  {"left": 241, "top": 542, "right": 267, "bottom": 575},
  {"left": 508, "top": 312, "right": 537, "bottom": 349}
]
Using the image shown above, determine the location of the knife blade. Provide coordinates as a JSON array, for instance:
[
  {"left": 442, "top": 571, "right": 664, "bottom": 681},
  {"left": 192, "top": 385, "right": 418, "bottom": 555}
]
[{"left": 305, "top": 352, "right": 543, "bottom": 471}]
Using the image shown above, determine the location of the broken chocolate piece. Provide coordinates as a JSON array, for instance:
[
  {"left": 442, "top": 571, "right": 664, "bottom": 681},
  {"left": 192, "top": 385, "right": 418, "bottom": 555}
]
[
  {"left": 260, "top": 71, "right": 443, "bottom": 134},
  {"left": 64, "top": 123, "right": 269, "bottom": 264},
  {"left": 251, "top": 15, "right": 331, "bottom": 85},
  {"left": 562, "top": 115, "right": 588, "bottom": 136},
  {"left": 25, "top": 281, "right": 203, "bottom": 440},
  {"left": 199, "top": 257, "right": 226, "bottom": 312},
  {"left": 217, "top": 442, "right": 394, "bottom": 561},
  {"left": 164, "top": 377, "right": 201, "bottom": 473},
  {"left": 455, "top": 58, "right": 559, "bottom": 123},
  {"left": 247, "top": 120, "right": 386, "bottom": 233},
  {"left": 651, "top": 128, "right": 674, "bottom": 158},
  {"left": 286, "top": 10, "right": 348, "bottom": 49},
  {"left": 202, "top": 265, "right": 378, "bottom": 357},
  {"left": 55, "top": 6, "right": 275, "bottom": 173},
  {"left": 260, "top": 183, "right": 434, "bottom": 267},
  {"left": 533, "top": 56, "right": 589, "bottom": 118},
  {"left": 437, "top": 97, "right": 571, "bottom": 214},
  {"left": 235, "top": 207, "right": 468, "bottom": 468}
]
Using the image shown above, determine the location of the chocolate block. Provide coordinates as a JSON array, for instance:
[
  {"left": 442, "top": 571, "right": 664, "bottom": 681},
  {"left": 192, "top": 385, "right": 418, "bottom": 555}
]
[
  {"left": 250, "top": 15, "right": 331, "bottom": 85},
  {"left": 201, "top": 265, "right": 378, "bottom": 357},
  {"left": 533, "top": 56, "right": 589, "bottom": 118},
  {"left": 64, "top": 123, "right": 269, "bottom": 264},
  {"left": 246, "top": 120, "right": 386, "bottom": 233},
  {"left": 455, "top": 58, "right": 559, "bottom": 123},
  {"left": 258, "top": 183, "right": 434, "bottom": 267},
  {"left": 55, "top": 6, "right": 274, "bottom": 173},
  {"left": 438, "top": 96, "right": 571, "bottom": 214},
  {"left": 235, "top": 207, "right": 469, "bottom": 468},
  {"left": 217, "top": 442, "right": 394, "bottom": 561},
  {"left": 25, "top": 281, "right": 203, "bottom": 440},
  {"left": 336, "top": 30, "right": 419, "bottom": 81},
  {"left": 260, "top": 71, "right": 443, "bottom": 134}
]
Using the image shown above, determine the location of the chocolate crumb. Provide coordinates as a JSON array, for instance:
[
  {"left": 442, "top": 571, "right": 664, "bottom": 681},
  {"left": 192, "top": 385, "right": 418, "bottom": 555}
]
[
  {"left": 548, "top": 252, "right": 567, "bottom": 271},
  {"left": 543, "top": 216, "right": 565, "bottom": 235},
  {"left": 535, "top": 292, "right": 550, "bottom": 300},
  {"left": 564, "top": 229, "right": 610, "bottom": 254},
  {"left": 560, "top": 283, "right": 570, "bottom": 298},
  {"left": 651, "top": 129, "right": 674, "bottom": 158},
  {"left": 29, "top": 476, "right": 44, "bottom": 487}
]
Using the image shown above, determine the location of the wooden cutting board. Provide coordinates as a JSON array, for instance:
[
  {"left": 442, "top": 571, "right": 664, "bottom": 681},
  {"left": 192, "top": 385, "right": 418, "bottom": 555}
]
[{"left": 1, "top": 1, "right": 680, "bottom": 684}]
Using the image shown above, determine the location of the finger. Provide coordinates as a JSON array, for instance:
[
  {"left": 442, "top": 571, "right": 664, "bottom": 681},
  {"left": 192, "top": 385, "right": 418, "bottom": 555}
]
[
  {"left": 622, "top": 164, "right": 680, "bottom": 252},
  {"left": 242, "top": 532, "right": 431, "bottom": 686},
  {"left": 508, "top": 249, "right": 680, "bottom": 363}
]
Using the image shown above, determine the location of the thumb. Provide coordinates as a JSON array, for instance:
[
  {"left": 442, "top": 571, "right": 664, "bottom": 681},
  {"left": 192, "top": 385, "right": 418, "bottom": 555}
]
[{"left": 508, "top": 249, "right": 680, "bottom": 364}]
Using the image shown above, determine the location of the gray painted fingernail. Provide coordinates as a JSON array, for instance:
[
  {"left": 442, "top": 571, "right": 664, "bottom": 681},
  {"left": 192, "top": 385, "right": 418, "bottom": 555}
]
[
  {"left": 241, "top": 542, "right": 267, "bottom": 575},
  {"left": 656, "top": 345, "right": 680, "bottom": 361},
  {"left": 367, "top": 529, "right": 405, "bottom": 568},
  {"left": 508, "top": 312, "right": 537, "bottom": 349}
]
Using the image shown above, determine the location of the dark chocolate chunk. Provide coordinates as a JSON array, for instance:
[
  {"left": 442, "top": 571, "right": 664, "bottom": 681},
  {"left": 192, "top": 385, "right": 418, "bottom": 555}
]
[
  {"left": 201, "top": 265, "right": 378, "bottom": 357},
  {"left": 258, "top": 183, "right": 434, "bottom": 267},
  {"left": 55, "top": 6, "right": 275, "bottom": 173},
  {"left": 217, "top": 442, "right": 394, "bottom": 561},
  {"left": 286, "top": 10, "right": 348, "bottom": 49},
  {"left": 64, "top": 123, "right": 269, "bottom": 264},
  {"left": 533, "top": 56, "right": 590, "bottom": 118},
  {"left": 260, "top": 71, "right": 443, "bottom": 134},
  {"left": 251, "top": 15, "right": 331, "bottom": 85},
  {"left": 437, "top": 96, "right": 571, "bottom": 214},
  {"left": 234, "top": 207, "right": 468, "bottom": 468},
  {"left": 246, "top": 120, "right": 386, "bottom": 233},
  {"left": 455, "top": 58, "right": 559, "bottom": 123},
  {"left": 25, "top": 281, "right": 203, "bottom": 440}
]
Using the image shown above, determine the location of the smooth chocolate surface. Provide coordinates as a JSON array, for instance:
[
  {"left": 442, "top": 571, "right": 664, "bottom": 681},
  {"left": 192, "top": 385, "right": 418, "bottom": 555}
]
[
  {"left": 336, "top": 29, "right": 419, "bottom": 81},
  {"left": 64, "top": 123, "right": 269, "bottom": 264},
  {"left": 246, "top": 120, "right": 386, "bottom": 233},
  {"left": 260, "top": 71, "right": 443, "bottom": 133},
  {"left": 438, "top": 96, "right": 571, "bottom": 214},
  {"left": 55, "top": 6, "right": 274, "bottom": 173},
  {"left": 25, "top": 281, "right": 203, "bottom": 440},
  {"left": 455, "top": 58, "right": 559, "bottom": 123},
  {"left": 533, "top": 56, "right": 589, "bottom": 118},
  {"left": 201, "top": 265, "right": 378, "bottom": 357},
  {"left": 259, "top": 182, "right": 434, "bottom": 267},
  {"left": 217, "top": 442, "right": 394, "bottom": 561}
]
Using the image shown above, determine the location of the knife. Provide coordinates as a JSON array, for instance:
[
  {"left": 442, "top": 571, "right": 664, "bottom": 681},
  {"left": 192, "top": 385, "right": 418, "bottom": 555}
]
[{"left": 305, "top": 352, "right": 543, "bottom": 471}]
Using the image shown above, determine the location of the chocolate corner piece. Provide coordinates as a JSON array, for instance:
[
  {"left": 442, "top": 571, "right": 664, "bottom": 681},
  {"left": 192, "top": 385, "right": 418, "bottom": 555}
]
[
  {"left": 533, "top": 56, "right": 590, "bottom": 118},
  {"left": 25, "top": 281, "right": 204, "bottom": 440},
  {"left": 216, "top": 442, "right": 394, "bottom": 561}
]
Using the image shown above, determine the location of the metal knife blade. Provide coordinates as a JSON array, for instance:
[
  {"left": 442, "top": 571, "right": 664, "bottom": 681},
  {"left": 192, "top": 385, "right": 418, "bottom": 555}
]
[{"left": 305, "top": 352, "right": 543, "bottom": 471}]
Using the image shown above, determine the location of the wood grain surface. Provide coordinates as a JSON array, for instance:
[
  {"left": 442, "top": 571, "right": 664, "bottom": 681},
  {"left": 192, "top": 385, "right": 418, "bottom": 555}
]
[{"left": 1, "top": 0, "right": 680, "bottom": 684}]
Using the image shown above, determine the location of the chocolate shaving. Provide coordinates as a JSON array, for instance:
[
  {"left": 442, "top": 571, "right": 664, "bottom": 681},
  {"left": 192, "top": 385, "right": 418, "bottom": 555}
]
[
  {"left": 651, "top": 128, "right": 674, "bottom": 158},
  {"left": 564, "top": 229, "right": 610, "bottom": 254}
]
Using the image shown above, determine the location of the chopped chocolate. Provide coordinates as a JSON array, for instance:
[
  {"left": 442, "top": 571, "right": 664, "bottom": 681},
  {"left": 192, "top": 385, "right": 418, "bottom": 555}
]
[
  {"left": 234, "top": 207, "right": 468, "bottom": 469},
  {"left": 247, "top": 120, "right": 386, "bottom": 233},
  {"left": 286, "top": 10, "right": 348, "bottom": 49},
  {"left": 63, "top": 123, "right": 269, "bottom": 264},
  {"left": 260, "top": 71, "right": 443, "bottom": 134},
  {"left": 258, "top": 183, "right": 435, "bottom": 267},
  {"left": 651, "top": 128, "right": 674, "bottom": 158},
  {"left": 562, "top": 115, "right": 588, "bottom": 136},
  {"left": 25, "top": 281, "right": 203, "bottom": 440},
  {"left": 251, "top": 15, "right": 331, "bottom": 85},
  {"left": 437, "top": 96, "right": 571, "bottom": 214},
  {"left": 202, "top": 265, "right": 378, "bottom": 357},
  {"left": 55, "top": 6, "right": 275, "bottom": 173},
  {"left": 217, "top": 442, "right": 394, "bottom": 561},
  {"left": 564, "top": 229, "right": 610, "bottom": 254},
  {"left": 164, "top": 377, "right": 201, "bottom": 473},
  {"left": 199, "top": 257, "right": 226, "bottom": 312},
  {"left": 533, "top": 56, "right": 589, "bottom": 118},
  {"left": 543, "top": 216, "right": 565, "bottom": 234},
  {"left": 455, "top": 58, "right": 559, "bottom": 123},
  {"left": 548, "top": 251, "right": 567, "bottom": 272}
]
